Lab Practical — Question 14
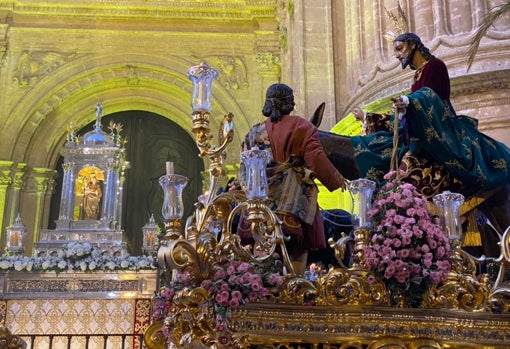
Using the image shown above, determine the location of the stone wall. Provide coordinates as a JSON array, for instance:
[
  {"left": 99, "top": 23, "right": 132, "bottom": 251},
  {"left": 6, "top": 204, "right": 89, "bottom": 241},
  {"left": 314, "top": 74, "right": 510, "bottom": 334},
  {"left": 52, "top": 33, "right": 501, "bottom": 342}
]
[{"left": 326, "top": 0, "right": 510, "bottom": 144}]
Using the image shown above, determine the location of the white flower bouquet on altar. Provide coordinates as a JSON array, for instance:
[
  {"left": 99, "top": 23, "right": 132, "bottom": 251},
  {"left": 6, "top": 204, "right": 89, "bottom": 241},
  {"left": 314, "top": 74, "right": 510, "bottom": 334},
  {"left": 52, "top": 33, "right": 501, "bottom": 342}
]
[{"left": 0, "top": 242, "right": 156, "bottom": 273}]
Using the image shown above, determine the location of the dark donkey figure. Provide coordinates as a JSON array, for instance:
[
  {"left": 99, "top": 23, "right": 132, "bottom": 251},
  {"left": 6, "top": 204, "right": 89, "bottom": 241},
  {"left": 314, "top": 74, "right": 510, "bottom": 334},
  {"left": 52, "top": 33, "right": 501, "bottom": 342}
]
[{"left": 310, "top": 103, "right": 510, "bottom": 258}]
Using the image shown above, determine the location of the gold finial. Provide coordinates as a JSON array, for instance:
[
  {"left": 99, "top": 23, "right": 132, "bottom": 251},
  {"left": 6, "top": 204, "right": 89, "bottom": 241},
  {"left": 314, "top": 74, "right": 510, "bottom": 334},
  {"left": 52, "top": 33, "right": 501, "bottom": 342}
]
[{"left": 384, "top": 1, "right": 408, "bottom": 42}]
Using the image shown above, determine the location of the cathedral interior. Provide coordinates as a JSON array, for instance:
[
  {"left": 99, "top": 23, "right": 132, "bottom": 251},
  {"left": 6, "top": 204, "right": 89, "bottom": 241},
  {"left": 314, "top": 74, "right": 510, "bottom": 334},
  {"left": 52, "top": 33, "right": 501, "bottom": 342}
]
[{"left": 0, "top": 0, "right": 509, "bottom": 348}]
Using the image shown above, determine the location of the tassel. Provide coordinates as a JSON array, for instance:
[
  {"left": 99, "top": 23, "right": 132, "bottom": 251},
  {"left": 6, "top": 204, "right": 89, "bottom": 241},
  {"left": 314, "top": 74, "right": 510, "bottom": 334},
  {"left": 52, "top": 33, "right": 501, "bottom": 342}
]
[{"left": 462, "top": 210, "right": 482, "bottom": 247}]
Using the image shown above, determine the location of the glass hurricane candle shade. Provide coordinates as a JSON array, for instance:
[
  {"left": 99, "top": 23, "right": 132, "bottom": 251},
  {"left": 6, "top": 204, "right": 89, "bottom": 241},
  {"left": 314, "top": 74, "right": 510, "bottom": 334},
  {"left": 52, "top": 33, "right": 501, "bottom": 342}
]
[
  {"left": 348, "top": 178, "right": 377, "bottom": 228},
  {"left": 433, "top": 191, "right": 465, "bottom": 241},
  {"left": 241, "top": 149, "right": 272, "bottom": 200},
  {"left": 187, "top": 62, "right": 218, "bottom": 113},
  {"left": 159, "top": 174, "right": 189, "bottom": 221}
]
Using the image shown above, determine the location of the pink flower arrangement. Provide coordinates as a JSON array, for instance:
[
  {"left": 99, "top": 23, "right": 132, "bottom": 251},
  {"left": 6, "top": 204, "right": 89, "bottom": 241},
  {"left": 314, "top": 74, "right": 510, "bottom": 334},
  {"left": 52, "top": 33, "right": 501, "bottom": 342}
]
[
  {"left": 200, "top": 254, "right": 284, "bottom": 330},
  {"left": 363, "top": 171, "right": 452, "bottom": 307},
  {"left": 152, "top": 252, "right": 284, "bottom": 344}
]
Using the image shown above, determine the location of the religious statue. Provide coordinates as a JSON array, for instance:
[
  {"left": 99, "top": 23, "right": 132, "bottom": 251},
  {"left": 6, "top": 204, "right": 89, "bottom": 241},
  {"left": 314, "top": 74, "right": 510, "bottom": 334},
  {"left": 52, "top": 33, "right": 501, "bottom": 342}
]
[{"left": 81, "top": 175, "right": 102, "bottom": 220}]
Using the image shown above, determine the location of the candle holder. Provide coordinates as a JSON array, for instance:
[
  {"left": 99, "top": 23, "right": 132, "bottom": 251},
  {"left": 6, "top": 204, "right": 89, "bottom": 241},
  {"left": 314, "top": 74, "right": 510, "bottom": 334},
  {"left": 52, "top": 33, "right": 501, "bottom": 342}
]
[
  {"left": 159, "top": 174, "right": 188, "bottom": 237},
  {"left": 233, "top": 148, "right": 293, "bottom": 271},
  {"left": 238, "top": 149, "right": 273, "bottom": 227},
  {"left": 422, "top": 190, "right": 490, "bottom": 311},
  {"left": 188, "top": 61, "right": 218, "bottom": 113},
  {"left": 433, "top": 191, "right": 465, "bottom": 245},
  {"left": 6, "top": 214, "right": 27, "bottom": 255},
  {"left": 240, "top": 149, "right": 272, "bottom": 201},
  {"left": 324, "top": 178, "right": 390, "bottom": 305},
  {"left": 348, "top": 178, "right": 376, "bottom": 229},
  {"left": 187, "top": 62, "right": 234, "bottom": 208}
]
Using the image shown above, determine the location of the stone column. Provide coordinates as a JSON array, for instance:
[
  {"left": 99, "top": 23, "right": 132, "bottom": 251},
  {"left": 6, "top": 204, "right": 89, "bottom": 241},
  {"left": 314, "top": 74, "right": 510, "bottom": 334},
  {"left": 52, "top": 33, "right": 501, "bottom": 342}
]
[
  {"left": 9, "top": 163, "right": 28, "bottom": 225},
  {"left": 0, "top": 161, "right": 14, "bottom": 247},
  {"left": 24, "top": 168, "right": 55, "bottom": 252},
  {"left": 58, "top": 161, "right": 76, "bottom": 221},
  {"left": 254, "top": 15, "right": 282, "bottom": 103},
  {"left": 101, "top": 159, "right": 119, "bottom": 221},
  {"left": 288, "top": 0, "right": 337, "bottom": 130}
]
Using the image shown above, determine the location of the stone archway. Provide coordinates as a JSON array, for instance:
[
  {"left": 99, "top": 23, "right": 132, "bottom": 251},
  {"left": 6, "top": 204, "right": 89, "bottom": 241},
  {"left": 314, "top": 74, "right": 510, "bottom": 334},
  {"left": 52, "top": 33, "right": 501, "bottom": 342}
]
[
  {"left": 48, "top": 110, "right": 204, "bottom": 255},
  {"left": 8, "top": 55, "right": 251, "bottom": 254}
]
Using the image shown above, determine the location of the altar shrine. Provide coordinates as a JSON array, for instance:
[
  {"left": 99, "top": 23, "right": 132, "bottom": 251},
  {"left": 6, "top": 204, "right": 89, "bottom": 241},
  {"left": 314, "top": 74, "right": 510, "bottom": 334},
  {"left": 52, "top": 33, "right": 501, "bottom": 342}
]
[{"left": 35, "top": 104, "right": 129, "bottom": 257}]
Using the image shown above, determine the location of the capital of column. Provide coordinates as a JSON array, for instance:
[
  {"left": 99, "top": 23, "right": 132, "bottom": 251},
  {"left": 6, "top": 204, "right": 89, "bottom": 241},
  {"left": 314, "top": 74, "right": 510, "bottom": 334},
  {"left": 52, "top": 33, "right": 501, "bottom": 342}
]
[
  {"left": 11, "top": 163, "right": 28, "bottom": 191},
  {"left": 62, "top": 161, "right": 76, "bottom": 172},
  {"left": 0, "top": 161, "right": 14, "bottom": 186},
  {"left": 29, "top": 168, "right": 58, "bottom": 194}
]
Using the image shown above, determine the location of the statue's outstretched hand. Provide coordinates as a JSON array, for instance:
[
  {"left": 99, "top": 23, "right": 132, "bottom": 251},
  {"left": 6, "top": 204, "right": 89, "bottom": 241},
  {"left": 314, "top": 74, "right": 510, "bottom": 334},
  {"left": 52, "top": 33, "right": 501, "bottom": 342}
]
[{"left": 352, "top": 105, "right": 364, "bottom": 121}]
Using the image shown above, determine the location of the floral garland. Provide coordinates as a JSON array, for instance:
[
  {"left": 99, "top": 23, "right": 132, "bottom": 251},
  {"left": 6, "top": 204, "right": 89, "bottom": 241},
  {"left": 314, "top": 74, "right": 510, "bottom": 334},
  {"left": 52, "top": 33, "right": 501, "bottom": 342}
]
[
  {"left": 153, "top": 252, "right": 285, "bottom": 347},
  {"left": 363, "top": 171, "right": 452, "bottom": 307},
  {"left": 0, "top": 242, "right": 156, "bottom": 273}
]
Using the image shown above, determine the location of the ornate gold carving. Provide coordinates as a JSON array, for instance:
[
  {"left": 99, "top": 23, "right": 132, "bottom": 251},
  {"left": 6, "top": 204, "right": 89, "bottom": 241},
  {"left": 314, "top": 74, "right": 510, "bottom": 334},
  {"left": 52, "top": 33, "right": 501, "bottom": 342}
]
[
  {"left": 229, "top": 304, "right": 510, "bottom": 348},
  {"left": 488, "top": 225, "right": 510, "bottom": 313},
  {"left": 144, "top": 321, "right": 167, "bottom": 349},
  {"left": 149, "top": 199, "right": 505, "bottom": 348},
  {"left": 191, "top": 111, "right": 234, "bottom": 200},
  {"left": 422, "top": 248, "right": 490, "bottom": 311},
  {"left": 0, "top": 324, "right": 26, "bottom": 349}
]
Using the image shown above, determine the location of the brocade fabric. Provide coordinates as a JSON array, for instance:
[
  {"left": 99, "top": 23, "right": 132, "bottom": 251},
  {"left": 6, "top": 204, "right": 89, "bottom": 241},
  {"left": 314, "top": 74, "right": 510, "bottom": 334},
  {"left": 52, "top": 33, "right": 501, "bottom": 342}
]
[{"left": 351, "top": 87, "right": 510, "bottom": 198}]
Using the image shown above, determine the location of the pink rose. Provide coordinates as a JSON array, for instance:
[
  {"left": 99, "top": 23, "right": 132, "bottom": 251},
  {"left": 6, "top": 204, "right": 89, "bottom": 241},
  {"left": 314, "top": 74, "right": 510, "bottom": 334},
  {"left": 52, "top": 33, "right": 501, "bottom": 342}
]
[
  {"left": 214, "top": 268, "right": 226, "bottom": 280},
  {"left": 237, "top": 262, "right": 250, "bottom": 273},
  {"left": 230, "top": 290, "right": 242, "bottom": 300},
  {"left": 229, "top": 298, "right": 240, "bottom": 307}
]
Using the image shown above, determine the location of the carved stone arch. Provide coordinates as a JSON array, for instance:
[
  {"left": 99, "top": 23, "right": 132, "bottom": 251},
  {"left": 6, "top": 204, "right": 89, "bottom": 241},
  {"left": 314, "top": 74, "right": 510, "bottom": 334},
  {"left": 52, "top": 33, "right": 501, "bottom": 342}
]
[
  {"left": 450, "top": 70, "right": 510, "bottom": 143},
  {"left": 11, "top": 53, "right": 248, "bottom": 168},
  {"left": 27, "top": 87, "right": 195, "bottom": 169},
  {"left": 10, "top": 53, "right": 253, "bottom": 254}
]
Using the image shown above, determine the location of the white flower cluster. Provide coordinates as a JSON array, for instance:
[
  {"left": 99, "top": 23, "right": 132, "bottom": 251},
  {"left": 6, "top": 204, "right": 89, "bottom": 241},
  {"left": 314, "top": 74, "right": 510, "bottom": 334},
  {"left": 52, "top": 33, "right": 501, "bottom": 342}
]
[
  {"left": 62, "top": 242, "right": 95, "bottom": 259},
  {"left": 0, "top": 242, "right": 156, "bottom": 273}
]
